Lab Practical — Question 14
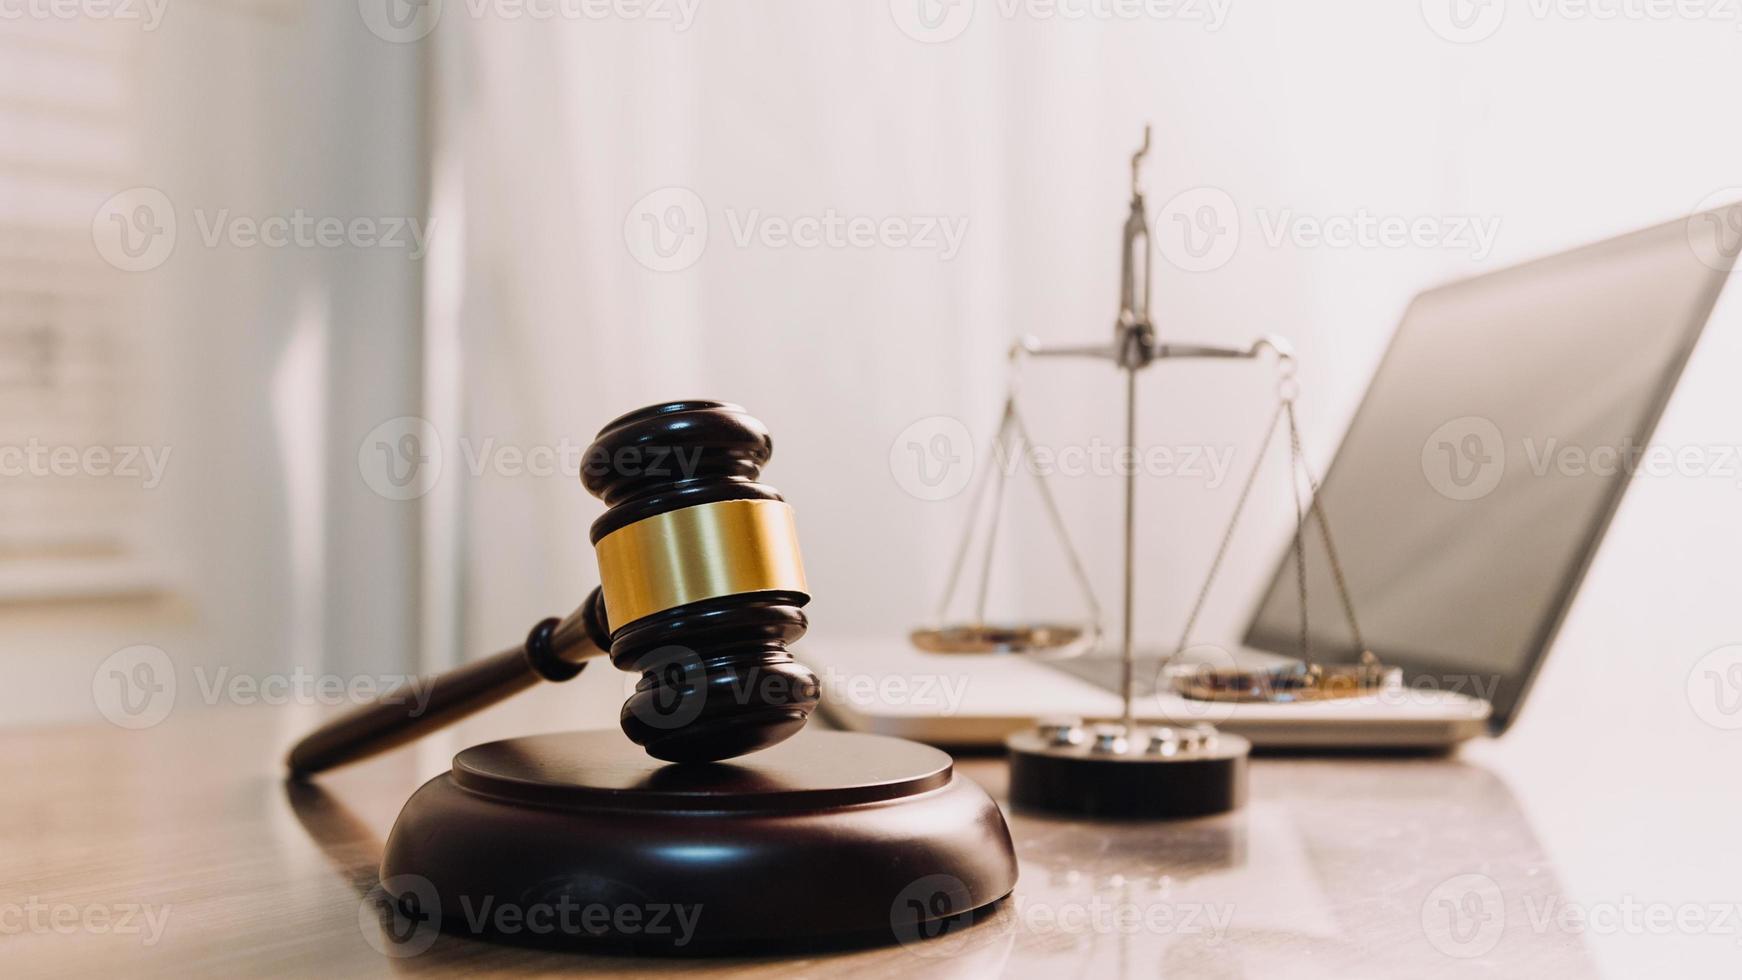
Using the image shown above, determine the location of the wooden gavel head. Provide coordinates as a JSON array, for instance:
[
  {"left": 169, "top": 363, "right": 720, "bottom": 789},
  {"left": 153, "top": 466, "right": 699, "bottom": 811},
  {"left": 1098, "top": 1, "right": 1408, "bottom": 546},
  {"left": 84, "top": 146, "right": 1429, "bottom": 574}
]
[{"left": 582, "top": 401, "right": 819, "bottom": 763}]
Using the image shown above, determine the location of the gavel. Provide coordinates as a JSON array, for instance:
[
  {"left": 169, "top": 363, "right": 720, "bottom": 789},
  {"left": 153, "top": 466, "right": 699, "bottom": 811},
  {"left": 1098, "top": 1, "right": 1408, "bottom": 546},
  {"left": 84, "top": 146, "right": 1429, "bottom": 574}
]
[{"left": 288, "top": 400, "right": 820, "bottom": 775}]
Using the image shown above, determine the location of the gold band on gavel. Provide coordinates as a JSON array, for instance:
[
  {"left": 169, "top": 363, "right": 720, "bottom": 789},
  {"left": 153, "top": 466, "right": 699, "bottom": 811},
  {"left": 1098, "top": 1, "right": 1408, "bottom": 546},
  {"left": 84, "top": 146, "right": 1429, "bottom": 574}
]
[{"left": 594, "top": 499, "right": 808, "bottom": 628}]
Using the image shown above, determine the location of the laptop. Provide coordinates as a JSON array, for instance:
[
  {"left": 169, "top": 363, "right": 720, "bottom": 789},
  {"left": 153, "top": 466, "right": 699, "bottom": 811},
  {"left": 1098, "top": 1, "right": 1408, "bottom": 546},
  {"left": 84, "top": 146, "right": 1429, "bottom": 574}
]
[{"left": 807, "top": 205, "right": 1742, "bottom": 749}]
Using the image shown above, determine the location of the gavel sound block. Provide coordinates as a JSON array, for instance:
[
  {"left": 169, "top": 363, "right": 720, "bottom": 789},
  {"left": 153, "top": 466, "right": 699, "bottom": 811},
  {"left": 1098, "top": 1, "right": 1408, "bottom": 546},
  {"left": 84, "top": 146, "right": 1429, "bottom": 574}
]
[
  {"left": 302, "top": 402, "right": 1016, "bottom": 952},
  {"left": 379, "top": 730, "right": 1016, "bottom": 952}
]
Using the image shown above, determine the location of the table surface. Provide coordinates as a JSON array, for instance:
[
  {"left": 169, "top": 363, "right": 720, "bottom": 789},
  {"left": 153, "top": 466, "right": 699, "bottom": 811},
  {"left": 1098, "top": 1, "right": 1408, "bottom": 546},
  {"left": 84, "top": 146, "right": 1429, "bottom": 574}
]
[{"left": 4, "top": 667, "right": 1741, "bottom": 980}]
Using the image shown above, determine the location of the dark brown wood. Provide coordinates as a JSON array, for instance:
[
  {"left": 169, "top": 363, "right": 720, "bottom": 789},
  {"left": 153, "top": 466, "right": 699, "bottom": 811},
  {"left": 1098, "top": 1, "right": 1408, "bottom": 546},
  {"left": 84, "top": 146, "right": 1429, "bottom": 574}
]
[
  {"left": 580, "top": 401, "right": 819, "bottom": 763},
  {"left": 285, "top": 591, "right": 612, "bottom": 777},
  {"left": 286, "top": 401, "right": 824, "bottom": 774},
  {"left": 286, "top": 646, "right": 541, "bottom": 778},
  {"left": 379, "top": 729, "right": 1019, "bottom": 952},
  {"left": 450, "top": 729, "right": 953, "bottom": 810},
  {"left": 582, "top": 400, "right": 781, "bottom": 536}
]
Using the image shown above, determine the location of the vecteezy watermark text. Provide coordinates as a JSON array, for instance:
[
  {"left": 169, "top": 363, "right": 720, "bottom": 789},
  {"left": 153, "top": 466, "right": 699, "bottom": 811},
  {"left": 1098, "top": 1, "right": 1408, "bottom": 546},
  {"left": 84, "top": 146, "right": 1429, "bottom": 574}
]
[
  {"left": 1422, "top": 872, "right": 1742, "bottom": 959},
  {"left": 190, "top": 666, "right": 435, "bottom": 715},
  {"left": 887, "top": 414, "right": 1237, "bottom": 502},
  {"left": 816, "top": 666, "right": 973, "bottom": 716},
  {"left": 357, "top": 416, "right": 706, "bottom": 500},
  {"left": 723, "top": 209, "right": 969, "bottom": 260},
  {"left": 995, "top": 438, "right": 1236, "bottom": 486},
  {"left": 1150, "top": 186, "right": 1504, "bottom": 272},
  {"left": 92, "top": 187, "right": 434, "bottom": 273},
  {"left": 0, "top": 898, "right": 172, "bottom": 946},
  {"left": 456, "top": 896, "right": 702, "bottom": 944},
  {"left": 624, "top": 186, "right": 969, "bottom": 272},
  {"left": 92, "top": 645, "right": 439, "bottom": 730},
  {"left": 0, "top": 441, "right": 171, "bottom": 489},
  {"left": 1421, "top": 0, "right": 1742, "bottom": 44},
  {"left": 358, "top": 0, "right": 702, "bottom": 43},
  {"left": 889, "top": 0, "right": 1232, "bottom": 44},
  {"left": 891, "top": 873, "right": 1234, "bottom": 958},
  {"left": 191, "top": 210, "right": 434, "bottom": 259},
  {"left": 1421, "top": 416, "right": 1742, "bottom": 501},
  {"left": 361, "top": 875, "right": 703, "bottom": 957},
  {"left": 1255, "top": 209, "right": 1501, "bottom": 260},
  {"left": 0, "top": 0, "right": 168, "bottom": 28}
]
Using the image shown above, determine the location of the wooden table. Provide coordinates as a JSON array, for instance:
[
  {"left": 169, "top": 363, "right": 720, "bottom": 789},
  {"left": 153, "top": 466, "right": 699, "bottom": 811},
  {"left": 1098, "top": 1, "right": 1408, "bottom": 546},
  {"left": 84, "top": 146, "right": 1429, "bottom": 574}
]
[{"left": 4, "top": 672, "right": 1739, "bottom": 978}]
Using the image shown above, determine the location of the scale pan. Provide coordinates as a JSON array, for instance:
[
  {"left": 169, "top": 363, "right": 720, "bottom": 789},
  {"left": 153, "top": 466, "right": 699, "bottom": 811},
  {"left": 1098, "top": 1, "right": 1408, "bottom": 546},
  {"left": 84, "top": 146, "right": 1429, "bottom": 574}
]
[
  {"left": 1170, "top": 658, "right": 1400, "bottom": 703},
  {"left": 909, "top": 623, "right": 1096, "bottom": 658}
]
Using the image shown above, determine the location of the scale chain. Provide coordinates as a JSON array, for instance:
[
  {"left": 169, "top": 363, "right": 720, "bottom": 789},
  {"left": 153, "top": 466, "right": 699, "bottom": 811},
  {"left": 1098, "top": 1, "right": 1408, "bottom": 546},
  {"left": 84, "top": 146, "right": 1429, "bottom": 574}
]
[
  {"left": 931, "top": 388, "right": 1104, "bottom": 637},
  {"left": 933, "top": 401, "right": 1012, "bottom": 625},
  {"left": 972, "top": 403, "right": 1016, "bottom": 625},
  {"left": 1286, "top": 403, "right": 1312, "bottom": 664},
  {"left": 1009, "top": 405, "right": 1105, "bottom": 630},
  {"left": 1287, "top": 400, "right": 1368, "bottom": 656},
  {"left": 1167, "top": 387, "right": 1369, "bottom": 672},
  {"left": 1169, "top": 400, "right": 1285, "bottom": 664}
]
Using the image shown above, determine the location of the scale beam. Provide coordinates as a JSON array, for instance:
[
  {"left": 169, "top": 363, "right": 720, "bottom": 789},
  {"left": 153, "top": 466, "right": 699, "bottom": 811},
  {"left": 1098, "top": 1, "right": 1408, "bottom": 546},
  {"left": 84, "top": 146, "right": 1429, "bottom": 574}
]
[{"left": 1016, "top": 335, "right": 1295, "bottom": 367}]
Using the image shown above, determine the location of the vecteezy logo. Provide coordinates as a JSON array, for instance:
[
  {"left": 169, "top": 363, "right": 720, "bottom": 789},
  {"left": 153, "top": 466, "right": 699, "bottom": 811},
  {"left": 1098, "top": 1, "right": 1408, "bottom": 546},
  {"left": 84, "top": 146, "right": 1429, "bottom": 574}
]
[
  {"left": 358, "top": 0, "right": 443, "bottom": 43},
  {"left": 92, "top": 645, "right": 177, "bottom": 729},
  {"left": 1421, "top": 873, "right": 1504, "bottom": 958},
  {"left": 1420, "top": 0, "right": 1506, "bottom": 43},
  {"left": 623, "top": 646, "right": 708, "bottom": 731},
  {"left": 358, "top": 416, "right": 444, "bottom": 501},
  {"left": 1421, "top": 416, "right": 1505, "bottom": 501},
  {"left": 359, "top": 875, "right": 442, "bottom": 958},
  {"left": 1153, "top": 186, "right": 1241, "bottom": 273},
  {"left": 1686, "top": 192, "right": 1742, "bottom": 273},
  {"left": 1688, "top": 645, "right": 1742, "bottom": 730},
  {"left": 623, "top": 186, "right": 709, "bottom": 272},
  {"left": 92, "top": 187, "right": 177, "bottom": 273},
  {"left": 889, "top": 416, "right": 974, "bottom": 502},
  {"left": 890, "top": 873, "right": 976, "bottom": 956},
  {"left": 1155, "top": 643, "right": 1240, "bottom": 725},
  {"left": 889, "top": 0, "right": 975, "bottom": 43}
]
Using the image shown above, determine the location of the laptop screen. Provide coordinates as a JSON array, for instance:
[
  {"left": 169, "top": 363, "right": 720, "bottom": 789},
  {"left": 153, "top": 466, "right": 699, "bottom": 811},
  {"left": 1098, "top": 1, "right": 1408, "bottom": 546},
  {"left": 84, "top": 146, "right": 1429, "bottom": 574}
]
[{"left": 1243, "top": 209, "right": 1739, "bottom": 731}]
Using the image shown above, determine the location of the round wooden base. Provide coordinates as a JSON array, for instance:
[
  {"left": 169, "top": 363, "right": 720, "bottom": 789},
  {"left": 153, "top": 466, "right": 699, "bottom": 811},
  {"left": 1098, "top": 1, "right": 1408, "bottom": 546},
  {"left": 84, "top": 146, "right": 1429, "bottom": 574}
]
[
  {"left": 379, "top": 730, "right": 1017, "bottom": 953},
  {"left": 1007, "top": 725, "right": 1249, "bottom": 819}
]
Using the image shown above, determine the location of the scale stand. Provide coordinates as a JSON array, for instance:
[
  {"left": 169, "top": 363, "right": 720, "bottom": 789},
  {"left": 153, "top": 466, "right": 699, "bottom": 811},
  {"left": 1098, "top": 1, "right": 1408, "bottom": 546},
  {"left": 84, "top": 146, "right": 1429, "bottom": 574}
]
[
  {"left": 909, "top": 126, "right": 1390, "bottom": 817},
  {"left": 1003, "top": 126, "right": 1295, "bottom": 819}
]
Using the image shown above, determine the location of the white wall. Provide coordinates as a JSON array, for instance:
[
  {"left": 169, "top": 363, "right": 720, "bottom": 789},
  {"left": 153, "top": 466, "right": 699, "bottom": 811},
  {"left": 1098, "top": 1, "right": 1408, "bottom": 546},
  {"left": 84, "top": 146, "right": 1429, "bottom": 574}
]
[
  {"left": 12, "top": 2, "right": 1739, "bottom": 736},
  {"left": 144, "top": 1, "right": 429, "bottom": 679},
  {"left": 1, "top": 3, "right": 426, "bottom": 725},
  {"left": 440, "top": 2, "right": 1742, "bottom": 683}
]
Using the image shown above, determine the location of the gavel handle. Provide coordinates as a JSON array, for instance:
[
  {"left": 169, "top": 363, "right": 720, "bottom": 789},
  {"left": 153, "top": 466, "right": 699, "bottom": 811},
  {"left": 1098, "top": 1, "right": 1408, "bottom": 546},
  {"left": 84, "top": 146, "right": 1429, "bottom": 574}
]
[{"left": 286, "top": 588, "right": 610, "bottom": 778}]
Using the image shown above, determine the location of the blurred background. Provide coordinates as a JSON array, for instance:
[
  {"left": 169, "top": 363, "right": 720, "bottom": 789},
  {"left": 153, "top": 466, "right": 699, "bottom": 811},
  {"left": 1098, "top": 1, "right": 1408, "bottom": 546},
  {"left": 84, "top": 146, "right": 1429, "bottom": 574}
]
[
  {"left": 8, "top": 7, "right": 1742, "bottom": 974},
  {"left": 3, "top": 2, "right": 1740, "bottom": 736}
]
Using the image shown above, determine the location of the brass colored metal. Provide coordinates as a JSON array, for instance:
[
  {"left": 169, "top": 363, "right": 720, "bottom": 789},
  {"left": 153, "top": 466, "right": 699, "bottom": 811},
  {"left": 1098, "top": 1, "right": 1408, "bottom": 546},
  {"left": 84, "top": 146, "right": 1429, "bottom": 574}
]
[
  {"left": 1172, "top": 652, "right": 1400, "bottom": 704},
  {"left": 594, "top": 499, "right": 808, "bottom": 627},
  {"left": 909, "top": 624, "right": 1094, "bottom": 658}
]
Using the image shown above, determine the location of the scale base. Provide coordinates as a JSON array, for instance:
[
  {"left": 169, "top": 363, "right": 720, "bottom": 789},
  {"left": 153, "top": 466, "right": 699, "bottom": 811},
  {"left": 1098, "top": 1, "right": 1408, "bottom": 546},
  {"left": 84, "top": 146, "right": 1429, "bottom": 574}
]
[
  {"left": 1007, "top": 722, "right": 1248, "bottom": 819},
  {"left": 378, "top": 730, "right": 1017, "bottom": 953}
]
